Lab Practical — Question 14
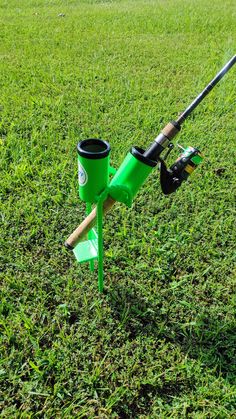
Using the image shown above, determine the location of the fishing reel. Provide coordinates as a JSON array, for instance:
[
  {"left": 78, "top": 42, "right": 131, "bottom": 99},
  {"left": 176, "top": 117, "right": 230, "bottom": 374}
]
[{"left": 159, "top": 144, "right": 203, "bottom": 195}]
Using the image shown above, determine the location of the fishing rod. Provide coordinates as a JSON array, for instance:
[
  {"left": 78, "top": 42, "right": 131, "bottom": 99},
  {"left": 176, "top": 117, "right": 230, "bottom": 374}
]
[{"left": 65, "top": 55, "right": 236, "bottom": 250}]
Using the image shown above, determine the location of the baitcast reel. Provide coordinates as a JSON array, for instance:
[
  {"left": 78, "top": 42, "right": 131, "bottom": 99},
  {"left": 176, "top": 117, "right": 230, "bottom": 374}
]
[{"left": 159, "top": 144, "right": 203, "bottom": 195}]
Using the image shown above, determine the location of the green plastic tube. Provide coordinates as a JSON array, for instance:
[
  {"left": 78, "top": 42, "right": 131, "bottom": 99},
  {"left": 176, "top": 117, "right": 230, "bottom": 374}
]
[
  {"left": 109, "top": 146, "right": 157, "bottom": 206},
  {"left": 77, "top": 139, "right": 110, "bottom": 203}
]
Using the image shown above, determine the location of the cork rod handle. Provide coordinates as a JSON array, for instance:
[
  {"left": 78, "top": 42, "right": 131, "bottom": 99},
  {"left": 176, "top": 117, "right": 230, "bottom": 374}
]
[{"left": 64, "top": 196, "right": 116, "bottom": 250}]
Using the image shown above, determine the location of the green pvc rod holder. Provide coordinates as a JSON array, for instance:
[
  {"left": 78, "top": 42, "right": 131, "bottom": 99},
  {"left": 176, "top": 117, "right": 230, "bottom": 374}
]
[
  {"left": 74, "top": 141, "right": 157, "bottom": 292},
  {"left": 75, "top": 138, "right": 113, "bottom": 292}
]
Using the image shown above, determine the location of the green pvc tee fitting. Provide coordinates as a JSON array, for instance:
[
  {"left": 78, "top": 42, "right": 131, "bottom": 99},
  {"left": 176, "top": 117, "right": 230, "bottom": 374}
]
[
  {"left": 109, "top": 146, "right": 157, "bottom": 206},
  {"left": 77, "top": 139, "right": 111, "bottom": 203}
]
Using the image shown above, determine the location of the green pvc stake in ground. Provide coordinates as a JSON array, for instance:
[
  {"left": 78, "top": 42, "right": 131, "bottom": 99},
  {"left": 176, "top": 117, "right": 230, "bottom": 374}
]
[{"left": 97, "top": 195, "right": 104, "bottom": 292}]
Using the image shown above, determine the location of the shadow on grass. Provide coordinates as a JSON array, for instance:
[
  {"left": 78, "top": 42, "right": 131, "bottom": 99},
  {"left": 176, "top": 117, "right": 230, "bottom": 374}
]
[{"left": 106, "top": 284, "right": 236, "bottom": 384}]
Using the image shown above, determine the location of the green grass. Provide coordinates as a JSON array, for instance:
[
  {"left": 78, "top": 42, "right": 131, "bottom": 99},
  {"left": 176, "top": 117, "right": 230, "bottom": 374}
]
[{"left": 0, "top": 0, "right": 236, "bottom": 417}]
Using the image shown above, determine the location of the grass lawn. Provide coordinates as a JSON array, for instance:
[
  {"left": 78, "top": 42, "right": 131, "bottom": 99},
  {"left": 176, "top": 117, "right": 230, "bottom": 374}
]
[{"left": 1, "top": 0, "right": 236, "bottom": 417}]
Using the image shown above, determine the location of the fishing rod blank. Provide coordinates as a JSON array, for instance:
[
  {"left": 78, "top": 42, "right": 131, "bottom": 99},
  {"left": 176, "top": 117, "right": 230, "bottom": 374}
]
[
  {"left": 144, "top": 55, "right": 236, "bottom": 161},
  {"left": 177, "top": 55, "right": 236, "bottom": 125}
]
